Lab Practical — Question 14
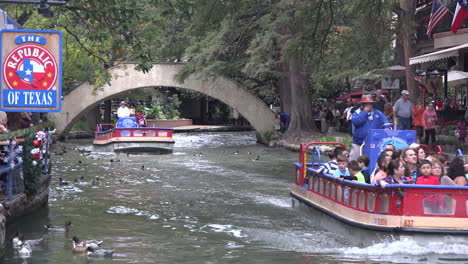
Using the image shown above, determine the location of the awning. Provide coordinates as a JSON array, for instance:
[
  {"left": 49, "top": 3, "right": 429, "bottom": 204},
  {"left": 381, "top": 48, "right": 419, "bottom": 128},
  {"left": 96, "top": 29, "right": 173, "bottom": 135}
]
[
  {"left": 442, "top": 70, "right": 468, "bottom": 82},
  {"left": 409, "top": 43, "right": 468, "bottom": 65}
]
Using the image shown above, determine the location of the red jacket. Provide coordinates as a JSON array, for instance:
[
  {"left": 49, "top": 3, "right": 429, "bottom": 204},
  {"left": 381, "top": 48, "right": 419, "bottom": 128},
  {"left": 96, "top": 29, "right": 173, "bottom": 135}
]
[{"left": 416, "top": 175, "right": 440, "bottom": 185}]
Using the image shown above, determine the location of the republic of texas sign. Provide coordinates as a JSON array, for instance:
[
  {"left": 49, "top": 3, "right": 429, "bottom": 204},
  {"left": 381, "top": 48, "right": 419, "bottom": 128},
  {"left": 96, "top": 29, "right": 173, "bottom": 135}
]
[{"left": 1, "top": 29, "right": 62, "bottom": 112}]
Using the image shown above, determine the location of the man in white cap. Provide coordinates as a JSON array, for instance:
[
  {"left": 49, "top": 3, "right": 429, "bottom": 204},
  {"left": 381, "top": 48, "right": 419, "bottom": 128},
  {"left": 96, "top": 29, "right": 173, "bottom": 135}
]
[
  {"left": 393, "top": 90, "right": 412, "bottom": 130},
  {"left": 117, "top": 101, "right": 130, "bottom": 118}
]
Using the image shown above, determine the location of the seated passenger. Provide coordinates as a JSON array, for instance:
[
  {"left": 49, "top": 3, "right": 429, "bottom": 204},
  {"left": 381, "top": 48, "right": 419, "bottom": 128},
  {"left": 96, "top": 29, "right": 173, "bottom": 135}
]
[
  {"left": 333, "top": 154, "right": 350, "bottom": 178},
  {"left": 348, "top": 160, "right": 364, "bottom": 182},
  {"left": 415, "top": 146, "right": 428, "bottom": 164},
  {"left": 415, "top": 160, "right": 440, "bottom": 185},
  {"left": 431, "top": 159, "right": 445, "bottom": 180},
  {"left": 376, "top": 159, "right": 413, "bottom": 188},
  {"left": 357, "top": 155, "right": 370, "bottom": 183},
  {"left": 402, "top": 148, "right": 419, "bottom": 181},
  {"left": 371, "top": 154, "right": 389, "bottom": 184},
  {"left": 317, "top": 146, "right": 347, "bottom": 176},
  {"left": 384, "top": 143, "right": 396, "bottom": 151},
  {"left": 443, "top": 157, "right": 467, "bottom": 186}
]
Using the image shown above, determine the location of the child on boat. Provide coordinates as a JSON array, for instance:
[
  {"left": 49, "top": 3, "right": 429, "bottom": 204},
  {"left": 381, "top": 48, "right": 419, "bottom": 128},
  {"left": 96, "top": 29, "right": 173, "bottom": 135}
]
[
  {"left": 317, "top": 146, "right": 347, "bottom": 176},
  {"left": 333, "top": 154, "right": 350, "bottom": 178},
  {"left": 415, "top": 160, "right": 440, "bottom": 185},
  {"left": 357, "top": 155, "right": 370, "bottom": 183},
  {"left": 348, "top": 160, "right": 365, "bottom": 182}
]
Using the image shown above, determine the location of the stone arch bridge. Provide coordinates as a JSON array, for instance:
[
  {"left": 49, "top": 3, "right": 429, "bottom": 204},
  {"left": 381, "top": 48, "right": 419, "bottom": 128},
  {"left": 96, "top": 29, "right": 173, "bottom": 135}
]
[{"left": 49, "top": 64, "right": 276, "bottom": 141}]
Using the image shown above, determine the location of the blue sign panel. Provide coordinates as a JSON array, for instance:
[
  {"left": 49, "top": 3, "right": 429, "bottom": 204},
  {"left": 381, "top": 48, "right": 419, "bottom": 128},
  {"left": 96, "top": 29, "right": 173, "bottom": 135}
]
[
  {"left": 3, "top": 89, "right": 56, "bottom": 107},
  {"left": 363, "top": 129, "right": 416, "bottom": 173},
  {"left": 0, "top": 29, "right": 62, "bottom": 112}
]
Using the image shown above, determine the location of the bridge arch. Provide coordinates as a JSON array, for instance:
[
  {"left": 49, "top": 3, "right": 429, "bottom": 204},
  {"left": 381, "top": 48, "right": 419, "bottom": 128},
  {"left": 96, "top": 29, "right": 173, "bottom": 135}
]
[{"left": 49, "top": 64, "right": 276, "bottom": 140}]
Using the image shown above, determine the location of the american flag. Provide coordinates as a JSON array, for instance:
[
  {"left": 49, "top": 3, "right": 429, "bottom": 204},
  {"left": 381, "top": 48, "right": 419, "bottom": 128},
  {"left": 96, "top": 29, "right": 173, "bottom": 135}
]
[{"left": 427, "top": 0, "right": 450, "bottom": 37}]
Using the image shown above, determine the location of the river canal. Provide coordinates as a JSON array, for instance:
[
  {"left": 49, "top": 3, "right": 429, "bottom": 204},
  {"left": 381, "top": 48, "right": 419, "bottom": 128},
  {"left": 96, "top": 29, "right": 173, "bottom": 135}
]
[{"left": 2, "top": 131, "right": 468, "bottom": 264}]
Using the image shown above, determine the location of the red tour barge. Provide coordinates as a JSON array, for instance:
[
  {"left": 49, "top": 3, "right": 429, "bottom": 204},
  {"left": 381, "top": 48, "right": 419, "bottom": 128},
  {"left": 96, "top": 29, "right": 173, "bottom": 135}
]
[
  {"left": 94, "top": 117, "right": 175, "bottom": 153},
  {"left": 291, "top": 141, "right": 468, "bottom": 246}
]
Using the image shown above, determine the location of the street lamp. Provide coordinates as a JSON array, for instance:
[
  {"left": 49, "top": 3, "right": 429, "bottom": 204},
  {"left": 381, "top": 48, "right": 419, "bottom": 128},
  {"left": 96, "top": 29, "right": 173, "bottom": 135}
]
[{"left": 0, "top": 0, "right": 67, "bottom": 17}]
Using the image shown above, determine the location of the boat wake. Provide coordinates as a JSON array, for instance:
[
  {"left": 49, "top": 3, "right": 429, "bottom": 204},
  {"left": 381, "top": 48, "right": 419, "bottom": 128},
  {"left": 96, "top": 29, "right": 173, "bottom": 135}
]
[{"left": 338, "top": 236, "right": 468, "bottom": 263}]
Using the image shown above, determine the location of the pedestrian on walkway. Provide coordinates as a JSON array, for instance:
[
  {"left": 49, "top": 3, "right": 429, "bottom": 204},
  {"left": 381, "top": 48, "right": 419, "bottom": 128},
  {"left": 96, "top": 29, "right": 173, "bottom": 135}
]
[
  {"left": 393, "top": 90, "right": 412, "bottom": 130},
  {"left": 373, "top": 89, "right": 386, "bottom": 112},
  {"left": 350, "top": 94, "right": 390, "bottom": 161},
  {"left": 422, "top": 102, "right": 437, "bottom": 146},
  {"left": 278, "top": 112, "right": 291, "bottom": 133}
]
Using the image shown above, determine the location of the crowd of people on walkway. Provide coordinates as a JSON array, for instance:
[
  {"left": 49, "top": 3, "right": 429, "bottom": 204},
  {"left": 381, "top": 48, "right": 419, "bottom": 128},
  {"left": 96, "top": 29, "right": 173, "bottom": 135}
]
[{"left": 318, "top": 143, "right": 468, "bottom": 187}]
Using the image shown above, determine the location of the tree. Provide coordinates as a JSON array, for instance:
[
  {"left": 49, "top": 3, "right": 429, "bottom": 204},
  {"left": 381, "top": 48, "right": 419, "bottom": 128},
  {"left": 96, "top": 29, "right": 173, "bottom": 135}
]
[{"left": 172, "top": 0, "right": 395, "bottom": 136}]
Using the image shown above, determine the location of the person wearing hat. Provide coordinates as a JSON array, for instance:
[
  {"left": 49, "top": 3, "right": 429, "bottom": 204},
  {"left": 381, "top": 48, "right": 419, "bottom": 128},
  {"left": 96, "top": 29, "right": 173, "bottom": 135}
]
[
  {"left": 349, "top": 94, "right": 390, "bottom": 161},
  {"left": 393, "top": 90, "right": 412, "bottom": 130},
  {"left": 117, "top": 101, "right": 130, "bottom": 118}
]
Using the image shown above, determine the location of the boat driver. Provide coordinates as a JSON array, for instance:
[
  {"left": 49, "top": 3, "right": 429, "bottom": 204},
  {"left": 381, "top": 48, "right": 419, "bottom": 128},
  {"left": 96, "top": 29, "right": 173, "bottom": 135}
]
[
  {"left": 117, "top": 101, "right": 131, "bottom": 118},
  {"left": 349, "top": 94, "right": 390, "bottom": 161}
]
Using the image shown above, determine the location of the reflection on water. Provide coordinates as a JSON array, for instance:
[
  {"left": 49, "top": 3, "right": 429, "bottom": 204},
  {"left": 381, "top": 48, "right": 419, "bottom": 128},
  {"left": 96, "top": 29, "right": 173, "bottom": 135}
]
[{"left": 0, "top": 131, "right": 467, "bottom": 263}]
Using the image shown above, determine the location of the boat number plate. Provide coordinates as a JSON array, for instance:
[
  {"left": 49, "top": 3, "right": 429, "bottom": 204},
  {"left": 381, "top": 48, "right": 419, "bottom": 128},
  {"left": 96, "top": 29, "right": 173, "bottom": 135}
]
[
  {"left": 374, "top": 218, "right": 387, "bottom": 225},
  {"left": 403, "top": 219, "right": 414, "bottom": 228}
]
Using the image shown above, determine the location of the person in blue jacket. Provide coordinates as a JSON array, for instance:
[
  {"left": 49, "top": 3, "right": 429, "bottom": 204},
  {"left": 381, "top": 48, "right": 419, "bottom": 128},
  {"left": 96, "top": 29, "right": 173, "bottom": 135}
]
[
  {"left": 278, "top": 112, "right": 291, "bottom": 133},
  {"left": 350, "top": 94, "right": 390, "bottom": 161}
]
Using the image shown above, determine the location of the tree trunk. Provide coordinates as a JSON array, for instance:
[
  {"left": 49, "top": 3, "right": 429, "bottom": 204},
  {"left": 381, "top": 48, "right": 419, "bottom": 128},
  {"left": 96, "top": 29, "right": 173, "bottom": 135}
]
[
  {"left": 278, "top": 61, "right": 292, "bottom": 114},
  {"left": 400, "top": 0, "right": 417, "bottom": 100},
  {"left": 285, "top": 55, "right": 315, "bottom": 137}
]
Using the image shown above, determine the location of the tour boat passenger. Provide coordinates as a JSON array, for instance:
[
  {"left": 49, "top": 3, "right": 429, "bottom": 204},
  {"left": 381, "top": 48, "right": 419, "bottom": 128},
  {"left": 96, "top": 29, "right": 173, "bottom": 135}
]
[
  {"left": 443, "top": 157, "right": 467, "bottom": 186},
  {"left": 371, "top": 152, "right": 390, "bottom": 184},
  {"left": 415, "top": 160, "right": 440, "bottom": 185},
  {"left": 415, "top": 146, "right": 428, "bottom": 164},
  {"left": 357, "top": 155, "right": 370, "bottom": 183},
  {"left": 347, "top": 160, "right": 365, "bottom": 182},
  {"left": 431, "top": 159, "right": 445, "bottom": 180},
  {"left": 333, "top": 154, "right": 350, "bottom": 178},
  {"left": 376, "top": 160, "right": 413, "bottom": 188},
  {"left": 317, "top": 146, "right": 347, "bottom": 176},
  {"left": 402, "top": 148, "right": 419, "bottom": 181},
  {"left": 383, "top": 143, "right": 396, "bottom": 151}
]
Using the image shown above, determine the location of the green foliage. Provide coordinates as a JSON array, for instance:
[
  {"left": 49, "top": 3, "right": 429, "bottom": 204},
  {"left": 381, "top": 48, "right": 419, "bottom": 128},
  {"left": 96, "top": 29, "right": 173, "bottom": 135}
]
[
  {"left": 23, "top": 129, "right": 41, "bottom": 195},
  {"left": 263, "top": 131, "right": 272, "bottom": 143},
  {"left": 164, "top": 95, "right": 182, "bottom": 120},
  {"left": 318, "top": 135, "right": 337, "bottom": 143},
  {"left": 342, "top": 136, "right": 353, "bottom": 150},
  {"left": 145, "top": 104, "right": 166, "bottom": 120}
]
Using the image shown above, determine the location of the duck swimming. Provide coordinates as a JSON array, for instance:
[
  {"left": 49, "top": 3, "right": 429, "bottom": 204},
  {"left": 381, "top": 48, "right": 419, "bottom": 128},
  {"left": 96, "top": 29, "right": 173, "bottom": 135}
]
[
  {"left": 72, "top": 236, "right": 102, "bottom": 252},
  {"left": 58, "top": 177, "right": 69, "bottom": 186},
  {"left": 18, "top": 242, "right": 32, "bottom": 257},
  {"left": 44, "top": 220, "right": 71, "bottom": 232},
  {"left": 13, "top": 235, "right": 44, "bottom": 248}
]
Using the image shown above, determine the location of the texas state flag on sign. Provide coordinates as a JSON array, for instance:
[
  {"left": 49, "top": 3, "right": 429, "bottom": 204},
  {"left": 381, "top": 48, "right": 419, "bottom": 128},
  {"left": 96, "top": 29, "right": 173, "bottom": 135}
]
[{"left": 452, "top": 0, "right": 468, "bottom": 33}]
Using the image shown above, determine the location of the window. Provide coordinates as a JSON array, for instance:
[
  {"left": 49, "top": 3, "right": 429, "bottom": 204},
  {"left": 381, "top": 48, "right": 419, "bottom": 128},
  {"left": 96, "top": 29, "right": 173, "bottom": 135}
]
[
  {"left": 359, "top": 191, "right": 366, "bottom": 210},
  {"left": 133, "top": 130, "right": 144, "bottom": 137},
  {"left": 325, "top": 181, "right": 331, "bottom": 197},
  {"left": 331, "top": 184, "right": 336, "bottom": 200},
  {"left": 423, "top": 194, "right": 455, "bottom": 215},
  {"left": 379, "top": 195, "right": 389, "bottom": 213},
  {"left": 368, "top": 194, "right": 375, "bottom": 212},
  {"left": 352, "top": 189, "right": 358, "bottom": 208},
  {"left": 337, "top": 185, "right": 343, "bottom": 203}
]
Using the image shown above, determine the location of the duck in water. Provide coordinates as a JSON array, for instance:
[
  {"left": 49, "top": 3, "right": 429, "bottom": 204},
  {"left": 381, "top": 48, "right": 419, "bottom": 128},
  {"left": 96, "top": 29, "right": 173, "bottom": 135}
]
[{"left": 44, "top": 220, "right": 72, "bottom": 232}]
